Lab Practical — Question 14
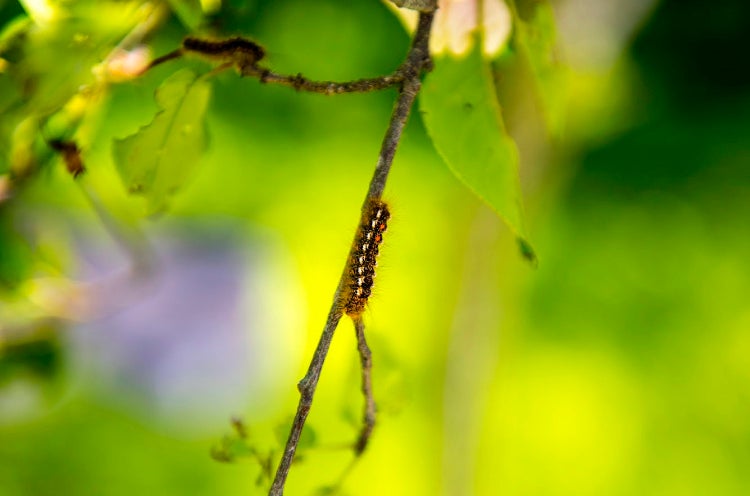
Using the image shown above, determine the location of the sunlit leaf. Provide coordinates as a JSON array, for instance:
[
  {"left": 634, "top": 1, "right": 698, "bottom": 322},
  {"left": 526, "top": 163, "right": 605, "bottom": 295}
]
[
  {"left": 0, "top": 3, "right": 152, "bottom": 172},
  {"left": 113, "top": 69, "right": 211, "bottom": 215},
  {"left": 17, "top": 0, "right": 58, "bottom": 24},
  {"left": 33, "top": 40, "right": 96, "bottom": 110},
  {"left": 508, "top": 0, "right": 566, "bottom": 137},
  {"left": 421, "top": 40, "right": 535, "bottom": 262}
]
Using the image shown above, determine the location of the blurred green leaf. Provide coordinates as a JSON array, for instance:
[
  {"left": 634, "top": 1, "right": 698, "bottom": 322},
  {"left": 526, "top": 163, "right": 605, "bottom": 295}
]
[
  {"left": 6, "top": 20, "right": 113, "bottom": 116},
  {"left": 313, "top": 486, "right": 351, "bottom": 496},
  {"left": 0, "top": 210, "right": 33, "bottom": 289},
  {"left": 508, "top": 0, "right": 566, "bottom": 137},
  {"left": 113, "top": 69, "right": 211, "bottom": 215},
  {"left": 9, "top": 115, "right": 53, "bottom": 177},
  {"left": 210, "top": 435, "right": 256, "bottom": 463},
  {"left": 0, "top": 74, "right": 21, "bottom": 116},
  {"left": 0, "top": 331, "right": 62, "bottom": 383},
  {"left": 421, "top": 42, "right": 535, "bottom": 262},
  {"left": 165, "top": 0, "right": 206, "bottom": 30}
]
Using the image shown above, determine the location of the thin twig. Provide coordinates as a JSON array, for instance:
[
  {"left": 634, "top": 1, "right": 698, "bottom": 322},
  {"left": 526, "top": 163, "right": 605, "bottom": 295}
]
[
  {"left": 47, "top": 140, "right": 153, "bottom": 276},
  {"left": 146, "top": 46, "right": 406, "bottom": 95},
  {"left": 268, "top": 10, "right": 435, "bottom": 496},
  {"left": 353, "top": 316, "right": 376, "bottom": 455},
  {"left": 140, "top": 48, "right": 183, "bottom": 74},
  {"left": 247, "top": 68, "right": 404, "bottom": 95},
  {"left": 79, "top": 183, "right": 153, "bottom": 277},
  {"left": 366, "top": 13, "right": 433, "bottom": 199},
  {"left": 144, "top": 35, "right": 421, "bottom": 95}
]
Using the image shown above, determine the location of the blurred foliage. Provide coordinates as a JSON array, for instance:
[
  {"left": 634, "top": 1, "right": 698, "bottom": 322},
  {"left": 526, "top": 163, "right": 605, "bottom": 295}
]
[
  {"left": 508, "top": 0, "right": 566, "bottom": 137},
  {"left": 114, "top": 69, "right": 212, "bottom": 214},
  {"left": 1, "top": 0, "right": 749, "bottom": 495}
]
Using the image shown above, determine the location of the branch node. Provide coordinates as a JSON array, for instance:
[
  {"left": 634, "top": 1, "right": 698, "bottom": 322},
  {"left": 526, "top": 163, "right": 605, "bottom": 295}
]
[
  {"left": 259, "top": 68, "right": 271, "bottom": 84},
  {"left": 296, "top": 377, "right": 308, "bottom": 394},
  {"left": 293, "top": 73, "right": 305, "bottom": 91}
]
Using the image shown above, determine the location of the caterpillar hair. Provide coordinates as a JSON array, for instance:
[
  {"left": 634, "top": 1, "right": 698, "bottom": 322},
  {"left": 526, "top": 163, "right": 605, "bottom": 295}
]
[{"left": 344, "top": 199, "right": 390, "bottom": 317}]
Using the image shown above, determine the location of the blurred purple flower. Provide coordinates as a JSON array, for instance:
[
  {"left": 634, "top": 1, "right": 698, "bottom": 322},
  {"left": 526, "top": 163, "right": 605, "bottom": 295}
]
[{"left": 71, "top": 222, "right": 305, "bottom": 434}]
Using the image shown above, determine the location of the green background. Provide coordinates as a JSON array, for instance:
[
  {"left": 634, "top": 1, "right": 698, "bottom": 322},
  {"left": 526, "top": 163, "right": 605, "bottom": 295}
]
[{"left": 1, "top": 0, "right": 749, "bottom": 494}]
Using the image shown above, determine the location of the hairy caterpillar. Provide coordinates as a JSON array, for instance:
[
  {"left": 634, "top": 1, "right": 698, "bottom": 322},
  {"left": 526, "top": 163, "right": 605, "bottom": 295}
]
[
  {"left": 181, "top": 36, "right": 265, "bottom": 73},
  {"left": 344, "top": 199, "right": 390, "bottom": 317}
]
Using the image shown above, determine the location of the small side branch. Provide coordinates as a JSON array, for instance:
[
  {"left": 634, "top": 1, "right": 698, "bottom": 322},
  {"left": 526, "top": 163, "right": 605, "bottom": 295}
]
[
  {"left": 268, "top": 11, "right": 435, "bottom": 496},
  {"left": 141, "top": 48, "right": 183, "bottom": 73},
  {"left": 143, "top": 30, "right": 434, "bottom": 96},
  {"left": 247, "top": 68, "right": 404, "bottom": 95},
  {"left": 353, "top": 316, "right": 376, "bottom": 455}
]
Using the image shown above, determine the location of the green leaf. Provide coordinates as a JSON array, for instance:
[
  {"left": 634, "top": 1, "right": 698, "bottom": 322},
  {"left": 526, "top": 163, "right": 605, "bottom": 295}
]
[
  {"left": 0, "top": 210, "right": 33, "bottom": 289},
  {"left": 508, "top": 0, "right": 566, "bottom": 137},
  {"left": 165, "top": 0, "right": 206, "bottom": 30},
  {"left": 421, "top": 41, "right": 536, "bottom": 263},
  {"left": 113, "top": 69, "right": 211, "bottom": 215},
  {"left": 0, "top": 73, "right": 22, "bottom": 117}
]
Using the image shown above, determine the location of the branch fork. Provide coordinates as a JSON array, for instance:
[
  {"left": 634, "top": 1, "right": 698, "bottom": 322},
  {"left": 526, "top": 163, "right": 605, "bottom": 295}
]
[{"left": 269, "top": 11, "right": 435, "bottom": 496}]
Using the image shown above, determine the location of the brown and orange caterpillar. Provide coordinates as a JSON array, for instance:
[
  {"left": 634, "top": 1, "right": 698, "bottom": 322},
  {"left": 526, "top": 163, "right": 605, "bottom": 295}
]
[{"left": 344, "top": 199, "right": 390, "bottom": 317}]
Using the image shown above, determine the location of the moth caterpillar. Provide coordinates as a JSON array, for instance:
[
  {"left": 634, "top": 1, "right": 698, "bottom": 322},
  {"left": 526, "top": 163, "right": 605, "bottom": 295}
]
[
  {"left": 344, "top": 199, "right": 390, "bottom": 317},
  {"left": 182, "top": 36, "right": 265, "bottom": 68}
]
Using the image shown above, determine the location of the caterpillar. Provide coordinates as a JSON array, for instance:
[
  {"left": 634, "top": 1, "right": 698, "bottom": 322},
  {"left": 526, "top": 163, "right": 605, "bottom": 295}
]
[
  {"left": 344, "top": 199, "right": 390, "bottom": 317},
  {"left": 181, "top": 36, "right": 266, "bottom": 74},
  {"left": 182, "top": 36, "right": 265, "bottom": 61}
]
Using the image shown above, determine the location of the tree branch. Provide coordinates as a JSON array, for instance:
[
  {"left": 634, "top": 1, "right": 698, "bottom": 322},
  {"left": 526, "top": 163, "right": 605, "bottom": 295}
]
[
  {"left": 247, "top": 67, "right": 405, "bottom": 95},
  {"left": 268, "top": 10, "right": 435, "bottom": 496},
  {"left": 353, "top": 316, "right": 376, "bottom": 455},
  {"left": 145, "top": 49, "right": 406, "bottom": 94},
  {"left": 146, "top": 12, "right": 435, "bottom": 98}
]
